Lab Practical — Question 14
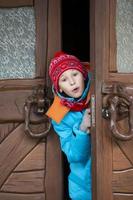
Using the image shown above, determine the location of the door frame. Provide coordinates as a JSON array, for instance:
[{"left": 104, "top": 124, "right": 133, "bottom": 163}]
[{"left": 90, "top": 0, "right": 113, "bottom": 199}]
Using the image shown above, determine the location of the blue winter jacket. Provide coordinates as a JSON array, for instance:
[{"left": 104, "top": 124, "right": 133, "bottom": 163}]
[
  {"left": 52, "top": 111, "right": 91, "bottom": 200},
  {"left": 52, "top": 75, "right": 92, "bottom": 200}
]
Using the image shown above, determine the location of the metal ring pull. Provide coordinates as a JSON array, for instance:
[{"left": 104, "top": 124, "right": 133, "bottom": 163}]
[
  {"left": 109, "top": 95, "right": 133, "bottom": 141},
  {"left": 24, "top": 86, "right": 51, "bottom": 138}
]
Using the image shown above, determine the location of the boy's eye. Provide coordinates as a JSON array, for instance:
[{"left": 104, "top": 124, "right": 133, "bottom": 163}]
[
  {"left": 61, "top": 78, "right": 66, "bottom": 82},
  {"left": 73, "top": 72, "right": 78, "bottom": 76}
]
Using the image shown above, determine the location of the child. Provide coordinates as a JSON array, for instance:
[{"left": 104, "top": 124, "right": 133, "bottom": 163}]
[{"left": 46, "top": 52, "right": 91, "bottom": 200}]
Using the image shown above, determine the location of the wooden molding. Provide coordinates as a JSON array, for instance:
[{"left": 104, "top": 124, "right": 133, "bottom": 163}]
[
  {"left": 35, "top": 0, "right": 48, "bottom": 77},
  {"left": 109, "top": 0, "right": 117, "bottom": 72},
  {"left": 0, "top": 0, "right": 33, "bottom": 7}
]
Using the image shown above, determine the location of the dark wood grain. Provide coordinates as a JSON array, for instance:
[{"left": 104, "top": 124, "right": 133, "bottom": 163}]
[
  {"left": 0, "top": 193, "right": 45, "bottom": 200},
  {"left": 0, "top": 0, "right": 33, "bottom": 7},
  {"left": 0, "top": 124, "right": 39, "bottom": 188},
  {"left": 1, "top": 171, "right": 44, "bottom": 193}
]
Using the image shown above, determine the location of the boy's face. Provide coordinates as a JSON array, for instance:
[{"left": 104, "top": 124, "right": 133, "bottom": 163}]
[{"left": 58, "top": 69, "right": 85, "bottom": 98}]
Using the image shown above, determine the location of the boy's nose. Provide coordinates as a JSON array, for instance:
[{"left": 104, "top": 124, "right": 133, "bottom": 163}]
[{"left": 69, "top": 78, "right": 75, "bottom": 85}]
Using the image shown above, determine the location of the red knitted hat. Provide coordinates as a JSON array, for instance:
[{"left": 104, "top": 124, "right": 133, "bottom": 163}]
[{"left": 49, "top": 51, "right": 88, "bottom": 92}]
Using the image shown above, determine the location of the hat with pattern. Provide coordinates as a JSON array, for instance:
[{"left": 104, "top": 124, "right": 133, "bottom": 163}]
[{"left": 49, "top": 51, "right": 88, "bottom": 92}]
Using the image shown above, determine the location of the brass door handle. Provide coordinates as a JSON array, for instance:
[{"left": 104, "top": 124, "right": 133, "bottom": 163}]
[
  {"left": 102, "top": 82, "right": 133, "bottom": 141},
  {"left": 24, "top": 86, "right": 51, "bottom": 138},
  {"left": 109, "top": 95, "right": 133, "bottom": 140}
]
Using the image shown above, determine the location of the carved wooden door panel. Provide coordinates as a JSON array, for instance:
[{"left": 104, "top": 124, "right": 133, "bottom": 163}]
[
  {"left": 90, "top": 0, "right": 133, "bottom": 200},
  {"left": 0, "top": 0, "right": 63, "bottom": 200}
]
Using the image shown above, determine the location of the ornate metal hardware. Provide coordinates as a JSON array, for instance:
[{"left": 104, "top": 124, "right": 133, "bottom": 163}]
[
  {"left": 102, "top": 107, "right": 111, "bottom": 120},
  {"left": 102, "top": 95, "right": 129, "bottom": 121},
  {"left": 24, "top": 85, "right": 51, "bottom": 138},
  {"left": 102, "top": 82, "right": 133, "bottom": 141},
  {"left": 91, "top": 94, "right": 96, "bottom": 127}
]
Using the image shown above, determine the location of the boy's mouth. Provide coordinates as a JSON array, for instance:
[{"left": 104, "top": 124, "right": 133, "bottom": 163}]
[{"left": 72, "top": 87, "right": 79, "bottom": 93}]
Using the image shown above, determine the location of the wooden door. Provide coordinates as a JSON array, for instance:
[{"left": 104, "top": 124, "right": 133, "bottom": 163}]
[
  {"left": 0, "top": 0, "right": 63, "bottom": 200},
  {"left": 90, "top": 0, "right": 133, "bottom": 200}
]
